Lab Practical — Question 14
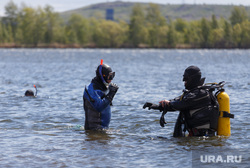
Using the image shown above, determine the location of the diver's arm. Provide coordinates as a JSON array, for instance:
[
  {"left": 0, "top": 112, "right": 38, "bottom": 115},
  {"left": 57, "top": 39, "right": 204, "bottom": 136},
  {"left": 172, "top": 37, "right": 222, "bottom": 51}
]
[
  {"left": 143, "top": 102, "right": 164, "bottom": 111},
  {"left": 170, "top": 89, "right": 209, "bottom": 111},
  {"left": 106, "top": 83, "right": 119, "bottom": 102},
  {"left": 92, "top": 90, "right": 111, "bottom": 111},
  {"left": 168, "top": 99, "right": 190, "bottom": 111},
  {"left": 159, "top": 96, "right": 182, "bottom": 111},
  {"left": 85, "top": 83, "right": 118, "bottom": 112},
  {"left": 168, "top": 93, "right": 199, "bottom": 111}
]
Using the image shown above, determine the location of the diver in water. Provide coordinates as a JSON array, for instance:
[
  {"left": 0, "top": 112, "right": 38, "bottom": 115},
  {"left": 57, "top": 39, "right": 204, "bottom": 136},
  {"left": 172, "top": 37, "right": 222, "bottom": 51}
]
[
  {"left": 25, "top": 85, "right": 37, "bottom": 97},
  {"left": 144, "top": 66, "right": 218, "bottom": 137},
  {"left": 83, "top": 60, "right": 119, "bottom": 130}
]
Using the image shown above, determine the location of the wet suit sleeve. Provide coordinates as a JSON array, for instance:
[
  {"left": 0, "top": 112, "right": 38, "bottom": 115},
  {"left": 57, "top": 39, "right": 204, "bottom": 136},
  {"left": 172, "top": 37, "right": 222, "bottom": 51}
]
[
  {"left": 169, "top": 90, "right": 206, "bottom": 111},
  {"left": 83, "top": 83, "right": 111, "bottom": 112},
  {"left": 90, "top": 89, "right": 111, "bottom": 112},
  {"left": 165, "top": 96, "right": 184, "bottom": 111},
  {"left": 169, "top": 99, "right": 190, "bottom": 111}
]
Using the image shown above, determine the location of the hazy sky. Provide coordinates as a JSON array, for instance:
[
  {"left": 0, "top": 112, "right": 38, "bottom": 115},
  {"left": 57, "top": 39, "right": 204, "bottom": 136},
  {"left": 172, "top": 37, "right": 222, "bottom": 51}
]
[{"left": 1, "top": 0, "right": 250, "bottom": 16}]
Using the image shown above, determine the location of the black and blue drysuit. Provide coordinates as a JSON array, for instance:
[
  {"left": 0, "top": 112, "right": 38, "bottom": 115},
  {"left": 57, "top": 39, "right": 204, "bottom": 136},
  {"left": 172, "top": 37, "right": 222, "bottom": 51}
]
[{"left": 83, "top": 77, "right": 117, "bottom": 130}]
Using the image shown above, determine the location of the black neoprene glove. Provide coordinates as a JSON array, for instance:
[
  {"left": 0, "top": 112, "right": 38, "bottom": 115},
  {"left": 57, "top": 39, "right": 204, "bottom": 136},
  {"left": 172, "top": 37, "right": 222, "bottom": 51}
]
[
  {"left": 159, "top": 102, "right": 167, "bottom": 127},
  {"left": 143, "top": 102, "right": 163, "bottom": 112},
  {"left": 160, "top": 112, "right": 167, "bottom": 127},
  {"left": 106, "top": 83, "right": 119, "bottom": 102}
]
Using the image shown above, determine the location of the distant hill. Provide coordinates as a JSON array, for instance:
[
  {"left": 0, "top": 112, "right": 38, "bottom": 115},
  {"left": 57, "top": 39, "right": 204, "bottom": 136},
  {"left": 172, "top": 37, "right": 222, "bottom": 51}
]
[{"left": 60, "top": 1, "right": 250, "bottom": 22}]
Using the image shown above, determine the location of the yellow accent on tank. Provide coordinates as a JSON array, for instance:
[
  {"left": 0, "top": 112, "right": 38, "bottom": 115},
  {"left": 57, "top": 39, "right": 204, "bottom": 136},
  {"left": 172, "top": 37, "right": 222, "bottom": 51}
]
[{"left": 217, "top": 91, "right": 231, "bottom": 136}]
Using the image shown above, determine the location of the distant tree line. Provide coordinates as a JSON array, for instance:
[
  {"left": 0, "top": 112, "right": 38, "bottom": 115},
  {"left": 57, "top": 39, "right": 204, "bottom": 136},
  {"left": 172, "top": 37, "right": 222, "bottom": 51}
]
[{"left": 0, "top": 1, "right": 250, "bottom": 48}]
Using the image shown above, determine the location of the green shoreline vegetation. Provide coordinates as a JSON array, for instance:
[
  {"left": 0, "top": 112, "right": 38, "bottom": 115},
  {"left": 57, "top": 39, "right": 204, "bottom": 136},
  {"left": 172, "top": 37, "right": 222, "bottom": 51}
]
[{"left": 0, "top": 1, "right": 250, "bottom": 49}]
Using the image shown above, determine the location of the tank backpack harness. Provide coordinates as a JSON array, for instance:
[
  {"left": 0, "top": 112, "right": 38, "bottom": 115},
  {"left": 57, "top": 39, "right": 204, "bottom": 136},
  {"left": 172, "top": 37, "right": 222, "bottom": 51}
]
[{"left": 201, "top": 81, "right": 234, "bottom": 136}]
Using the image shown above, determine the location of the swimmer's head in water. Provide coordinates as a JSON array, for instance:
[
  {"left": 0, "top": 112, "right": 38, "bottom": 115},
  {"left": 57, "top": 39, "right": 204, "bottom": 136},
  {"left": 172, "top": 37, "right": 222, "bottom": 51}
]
[
  {"left": 25, "top": 85, "right": 37, "bottom": 96},
  {"left": 25, "top": 90, "right": 34, "bottom": 96}
]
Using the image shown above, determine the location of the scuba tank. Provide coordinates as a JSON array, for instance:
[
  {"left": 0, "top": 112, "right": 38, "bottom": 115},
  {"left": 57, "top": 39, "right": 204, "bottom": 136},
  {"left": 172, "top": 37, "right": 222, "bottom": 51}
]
[
  {"left": 204, "top": 81, "right": 234, "bottom": 136},
  {"left": 216, "top": 86, "right": 234, "bottom": 136}
]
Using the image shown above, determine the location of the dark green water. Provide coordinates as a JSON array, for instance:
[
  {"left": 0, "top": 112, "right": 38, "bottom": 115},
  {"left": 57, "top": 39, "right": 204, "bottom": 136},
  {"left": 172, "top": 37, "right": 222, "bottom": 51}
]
[{"left": 0, "top": 49, "right": 249, "bottom": 167}]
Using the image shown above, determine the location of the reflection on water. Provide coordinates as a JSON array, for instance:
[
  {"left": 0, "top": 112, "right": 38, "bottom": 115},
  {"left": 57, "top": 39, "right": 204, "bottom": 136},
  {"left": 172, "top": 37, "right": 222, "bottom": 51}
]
[
  {"left": 84, "top": 130, "right": 114, "bottom": 144},
  {"left": 0, "top": 49, "right": 249, "bottom": 167}
]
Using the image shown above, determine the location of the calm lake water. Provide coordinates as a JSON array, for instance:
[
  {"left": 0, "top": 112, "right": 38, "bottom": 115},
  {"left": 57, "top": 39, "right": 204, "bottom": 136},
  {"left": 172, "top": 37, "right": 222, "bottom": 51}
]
[{"left": 0, "top": 49, "right": 249, "bottom": 167}]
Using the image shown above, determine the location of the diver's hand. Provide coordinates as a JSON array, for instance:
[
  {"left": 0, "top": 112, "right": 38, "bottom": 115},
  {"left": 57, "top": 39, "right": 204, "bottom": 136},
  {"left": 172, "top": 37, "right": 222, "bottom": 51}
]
[
  {"left": 159, "top": 100, "right": 170, "bottom": 108},
  {"left": 106, "top": 83, "right": 119, "bottom": 102},
  {"left": 143, "top": 102, "right": 163, "bottom": 111},
  {"left": 109, "top": 83, "right": 119, "bottom": 93},
  {"left": 160, "top": 115, "right": 167, "bottom": 127},
  {"left": 159, "top": 101, "right": 167, "bottom": 127},
  {"left": 143, "top": 102, "right": 153, "bottom": 109}
]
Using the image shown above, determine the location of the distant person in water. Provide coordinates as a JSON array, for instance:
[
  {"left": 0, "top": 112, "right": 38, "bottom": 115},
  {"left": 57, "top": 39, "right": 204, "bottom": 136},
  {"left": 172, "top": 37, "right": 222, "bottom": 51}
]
[
  {"left": 83, "top": 60, "right": 119, "bottom": 130},
  {"left": 25, "top": 90, "right": 34, "bottom": 96},
  {"left": 25, "top": 85, "right": 37, "bottom": 97}
]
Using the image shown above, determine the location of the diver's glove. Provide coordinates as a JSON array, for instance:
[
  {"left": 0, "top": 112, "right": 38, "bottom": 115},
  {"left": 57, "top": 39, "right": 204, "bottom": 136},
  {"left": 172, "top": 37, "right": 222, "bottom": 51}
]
[
  {"left": 143, "top": 102, "right": 163, "bottom": 112},
  {"left": 160, "top": 112, "right": 167, "bottom": 127},
  {"left": 106, "top": 83, "right": 119, "bottom": 102},
  {"left": 159, "top": 102, "right": 167, "bottom": 127}
]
